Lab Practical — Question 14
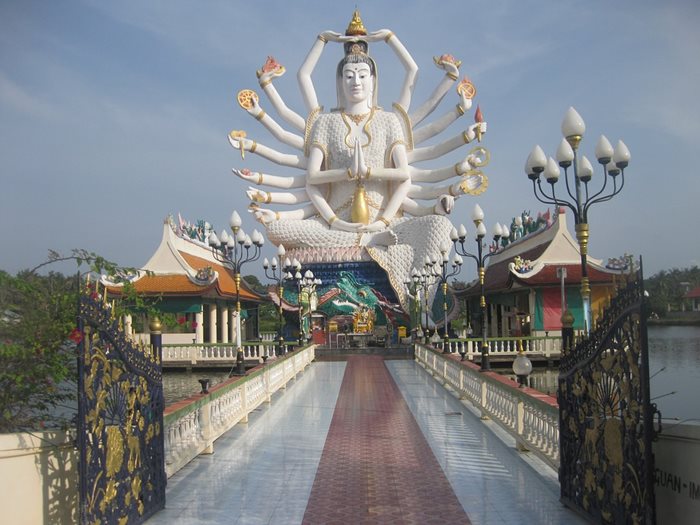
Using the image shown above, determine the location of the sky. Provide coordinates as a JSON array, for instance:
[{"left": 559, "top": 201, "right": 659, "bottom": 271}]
[{"left": 1, "top": 0, "right": 698, "bottom": 280}]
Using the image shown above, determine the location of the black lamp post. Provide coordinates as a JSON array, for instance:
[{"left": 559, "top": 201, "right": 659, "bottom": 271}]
[
  {"left": 283, "top": 258, "right": 320, "bottom": 348},
  {"left": 450, "top": 204, "right": 506, "bottom": 369},
  {"left": 426, "top": 244, "right": 463, "bottom": 353},
  {"left": 263, "top": 243, "right": 287, "bottom": 358},
  {"left": 525, "top": 107, "right": 630, "bottom": 333},
  {"left": 410, "top": 266, "right": 432, "bottom": 344},
  {"left": 208, "top": 210, "right": 264, "bottom": 376}
]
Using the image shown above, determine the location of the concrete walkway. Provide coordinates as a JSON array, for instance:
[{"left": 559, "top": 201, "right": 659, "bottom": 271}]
[{"left": 147, "top": 358, "right": 586, "bottom": 524}]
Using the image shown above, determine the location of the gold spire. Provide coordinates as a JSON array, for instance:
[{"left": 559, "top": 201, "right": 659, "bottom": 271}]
[{"left": 346, "top": 9, "right": 367, "bottom": 36}]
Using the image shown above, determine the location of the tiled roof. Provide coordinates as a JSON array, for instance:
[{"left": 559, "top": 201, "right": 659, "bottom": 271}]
[
  {"left": 122, "top": 274, "right": 213, "bottom": 294},
  {"left": 685, "top": 286, "right": 700, "bottom": 298},
  {"left": 179, "top": 252, "right": 263, "bottom": 301}
]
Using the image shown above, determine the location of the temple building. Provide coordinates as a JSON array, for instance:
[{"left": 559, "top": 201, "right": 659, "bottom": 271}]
[
  {"left": 455, "top": 208, "right": 623, "bottom": 337},
  {"left": 104, "top": 215, "right": 267, "bottom": 344}
]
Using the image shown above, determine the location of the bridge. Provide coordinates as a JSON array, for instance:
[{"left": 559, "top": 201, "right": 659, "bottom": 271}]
[
  {"left": 159, "top": 334, "right": 564, "bottom": 368},
  {"left": 150, "top": 343, "right": 585, "bottom": 524}
]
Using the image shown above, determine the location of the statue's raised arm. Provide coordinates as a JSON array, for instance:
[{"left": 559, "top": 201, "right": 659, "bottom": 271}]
[
  {"left": 256, "top": 56, "right": 306, "bottom": 132},
  {"left": 364, "top": 27, "right": 418, "bottom": 112},
  {"left": 409, "top": 54, "right": 461, "bottom": 126},
  {"left": 241, "top": 95, "right": 304, "bottom": 150}
]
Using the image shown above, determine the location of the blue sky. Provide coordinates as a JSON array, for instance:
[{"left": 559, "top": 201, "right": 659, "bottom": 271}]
[{"left": 1, "top": 0, "right": 698, "bottom": 278}]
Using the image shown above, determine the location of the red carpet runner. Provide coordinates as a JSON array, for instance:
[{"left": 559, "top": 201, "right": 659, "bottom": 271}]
[{"left": 302, "top": 356, "right": 471, "bottom": 524}]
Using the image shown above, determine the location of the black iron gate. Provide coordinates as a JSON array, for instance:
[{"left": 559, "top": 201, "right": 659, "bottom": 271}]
[
  {"left": 77, "top": 284, "right": 166, "bottom": 524},
  {"left": 558, "top": 266, "right": 658, "bottom": 524}
]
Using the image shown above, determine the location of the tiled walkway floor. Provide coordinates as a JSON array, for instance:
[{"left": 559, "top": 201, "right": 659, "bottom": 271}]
[
  {"left": 147, "top": 358, "right": 586, "bottom": 524},
  {"left": 302, "top": 356, "right": 470, "bottom": 524}
]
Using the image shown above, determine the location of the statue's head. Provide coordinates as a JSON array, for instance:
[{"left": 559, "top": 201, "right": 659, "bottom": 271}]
[{"left": 336, "top": 40, "right": 378, "bottom": 110}]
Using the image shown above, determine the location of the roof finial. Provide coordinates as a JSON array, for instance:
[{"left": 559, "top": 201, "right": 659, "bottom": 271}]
[{"left": 346, "top": 9, "right": 367, "bottom": 36}]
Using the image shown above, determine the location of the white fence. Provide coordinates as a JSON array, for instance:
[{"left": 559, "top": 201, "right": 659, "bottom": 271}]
[
  {"left": 163, "top": 345, "right": 315, "bottom": 477},
  {"left": 415, "top": 343, "right": 560, "bottom": 469},
  {"left": 162, "top": 338, "right": 288, "bottom": 366},
  {"left": 442, "top": 335, "right": 562, "bottom": 361}
]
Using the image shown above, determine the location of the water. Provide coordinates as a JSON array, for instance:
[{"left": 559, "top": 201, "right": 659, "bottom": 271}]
[
  {"left": 504, "top": 325, "right": 700, "bottom": 422},
  {"left": 162, "top": 369, "right": 233, "bottom": 405},
  {"left": 647, "top": 325, "right": 700, "bottom": 422}
]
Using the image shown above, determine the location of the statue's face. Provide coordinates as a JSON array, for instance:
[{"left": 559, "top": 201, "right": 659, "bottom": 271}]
[{"left": 341, "top": 63, "right": 372, "bottom": 106}]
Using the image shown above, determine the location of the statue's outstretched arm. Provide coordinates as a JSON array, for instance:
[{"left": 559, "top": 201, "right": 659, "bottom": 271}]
[
  {"left": 402, "top": 195, "right": 456, "bottom": 217},
  {"left": 410, "top": 149, "right": 488, "bottom": 183},
  {"left": 232, "top": 168, "right": 306, "bottom": 189},
  {"left": 246, "top": 98, "right": 304, "bottom": 150},
  {"left": 409, "top": 55, "right": 460, "bottom": 126},
  {"left": 366, "top": 30, "right": 418, "bottom": 112},
  {"left": 306, "top": 144, "right": 356, "bottom": 184},
  {"left": 250, "top": 203, "right": 316, "bottom": 226},
  {"left": 359, "top": 145, "right": 412, "bottom": 233},
  {"left": 306, "top": 141, "right": 411, "bottom": 184},
  {"left": 257, "top": 58, "right": 306, "bottom": 132},
  {"left": 228, "top": 133, "right": 306, "bottom": 169},
  {"left": 408, "top": 181, "right": 463, "bottom": 200},
  {"left": 305, "top": 148, "right": 363, "bottom": 232},
  {"left": 298, "top": 31, "right": 344, "bottom": 114},
  {"left": 413, "top": 92, "right": 472, "bottom": 145},
  {"left": 247, "top": 187, "right": 309, "bottom": 205},
  {"left": 407, "top": 121, "right": 487, "bottom": 163}
]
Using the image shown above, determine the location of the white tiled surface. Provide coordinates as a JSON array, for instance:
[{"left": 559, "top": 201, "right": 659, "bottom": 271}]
[
  {"left": 386, "top": 361, "right": 587, "bottom": 525},
  {"left": 147, "top": 362, "right": 346, "bottom": 524},
  {"left": 147, "top": 360, "right": 586, "bottom": 524}
]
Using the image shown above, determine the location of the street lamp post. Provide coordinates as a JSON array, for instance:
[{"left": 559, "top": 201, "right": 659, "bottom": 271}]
[
  {"left": 525, "top": 107, "right": 630, "bottom": 333},
  {"left": 208, "top": 211, "right": 264, "bottom": 375},
  {"left": 450, "top": 204, "right": 507, "bottom": 369},
  {"left": 427, "top": 243, "right": 463, "bottom": 352},
  {"left": 283, "top": 259, "right": 320, "bottom": 348},
  {"left": 410, "top": 267, "right": 429, "bottom": 343},
  {"left": 263, "top": 243, "right": 287, "bottom": 357}
]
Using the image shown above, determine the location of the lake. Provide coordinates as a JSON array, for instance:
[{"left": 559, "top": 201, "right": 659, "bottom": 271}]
[{"left": 504, "top": 325, "right": 700, "bottom": 422}]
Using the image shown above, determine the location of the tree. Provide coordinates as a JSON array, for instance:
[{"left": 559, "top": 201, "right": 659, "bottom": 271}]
[
  {"left": 645, "top": 266, "right": 700, "bottom": 316},
  {"left": 0, "top": 250, "right": 141, "bottom": 432}
]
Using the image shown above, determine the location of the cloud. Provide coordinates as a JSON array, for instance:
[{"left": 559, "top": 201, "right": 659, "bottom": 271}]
[
  {"left": 0, "top": 70, "right": 60, "bottom": 119},
  {"left": 620, "top": 5, "right": 700, "bottom": 142}
]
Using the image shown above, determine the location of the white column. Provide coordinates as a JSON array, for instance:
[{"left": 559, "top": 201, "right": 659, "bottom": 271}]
[
  {"left": 195, "top": 308, "right": 204, "bottom": 344},
  {"left": 221, "top": 305, "right": 229, "bottom": 344},
  {"left": 124, "top": 314, "right": 133, "bottom": 338},
  {"left": 208, "top": 303, "right": 218, "bottom": 343},
  {"left": 233, "top": 311, "right": 242, "bottom": 350}
]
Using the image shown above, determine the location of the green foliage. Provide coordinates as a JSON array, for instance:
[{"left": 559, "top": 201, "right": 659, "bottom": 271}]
[
  {"left": 0, "top": 250, "right": 143, "bottom": 432},
  {"left": 0, "top": 270, "right": 78, "bottom": 432},
  {"left": 645, "top": 266, "right": 700, "bottom": 316}
]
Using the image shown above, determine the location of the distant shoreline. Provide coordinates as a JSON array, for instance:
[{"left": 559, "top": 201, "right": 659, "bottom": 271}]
[{"left": 648, "top": 317, "right": 700, "bottom": 327}]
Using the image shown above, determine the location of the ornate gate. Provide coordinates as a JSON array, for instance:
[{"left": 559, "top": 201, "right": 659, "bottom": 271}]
[
  {"left": 77, "top": 284, "right": 166, "bottom": 524},
  {"left": 558, "top": 266, "right": 658, "bottom": 524}
]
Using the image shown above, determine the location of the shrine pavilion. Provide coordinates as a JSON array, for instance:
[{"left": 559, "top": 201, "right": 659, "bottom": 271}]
[
  {"left": 455, "top": 208, "right": 622, "bottom": 338},
  {"left": 104, "top": 215, "right": 267, "bottom": 344}
]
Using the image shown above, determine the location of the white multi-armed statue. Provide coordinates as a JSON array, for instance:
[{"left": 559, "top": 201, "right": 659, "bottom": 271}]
[{"left": 227, "top": 10, "right": 489, "bottom": 313}]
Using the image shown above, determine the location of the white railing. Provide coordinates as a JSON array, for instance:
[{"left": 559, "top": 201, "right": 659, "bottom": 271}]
[
  {"left": 163, "top": 344, "right": 315, "bottom": 477},
  {"left": 442, "top": 335, "right": 562, "bottom": 361},
  {"left": 162, "top": 340, "right": 290, "bottom": 366},
  {"left": 415, "top": 343, "right": 560, "bottom": 469}
]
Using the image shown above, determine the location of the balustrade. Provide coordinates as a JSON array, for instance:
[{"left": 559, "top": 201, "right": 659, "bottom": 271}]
[
  {"left": 443, "top": 335, "right": 561, "bottom": 361},
  {"left": 163, "top": 345, "right": 315, "bottom": 478},
  {"left": 415, "top": 343, "right": 560, "bottom": 469}
]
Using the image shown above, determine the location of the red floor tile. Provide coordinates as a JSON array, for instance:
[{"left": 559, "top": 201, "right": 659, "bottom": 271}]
[{"left": 302, "top": 356, "right": 471, "bottom": 524}]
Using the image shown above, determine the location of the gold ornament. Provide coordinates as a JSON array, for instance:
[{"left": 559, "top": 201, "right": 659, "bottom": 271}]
[
  {"left": 236, "top": 89, "right": 259, "bottom": 110},
  {"left": 457, "top": 77, "right": 476, "bottom": 99},
  {"left": 351, "top": 184, "right": 370, "bottom": 224},
  {"left": 344, "top": 111, "right": 369, "bottom": 125},
  {"left": 346, "top": 9, "right": 367, "bottom": 36}
]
